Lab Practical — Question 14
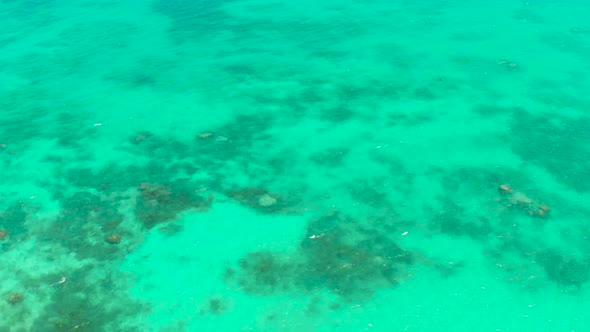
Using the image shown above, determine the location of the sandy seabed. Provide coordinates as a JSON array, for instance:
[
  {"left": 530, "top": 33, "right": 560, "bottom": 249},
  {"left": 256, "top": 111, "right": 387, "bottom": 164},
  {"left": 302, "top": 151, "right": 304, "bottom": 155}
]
[{"left": 1, "top": 0, "right": 590, "bottom": 331}]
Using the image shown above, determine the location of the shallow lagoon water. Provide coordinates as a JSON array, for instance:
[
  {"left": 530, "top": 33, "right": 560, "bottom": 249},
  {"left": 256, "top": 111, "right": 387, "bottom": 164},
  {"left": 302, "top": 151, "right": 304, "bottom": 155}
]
[{"left": 1, "top": 0, "right": 590, "bottom": 331}]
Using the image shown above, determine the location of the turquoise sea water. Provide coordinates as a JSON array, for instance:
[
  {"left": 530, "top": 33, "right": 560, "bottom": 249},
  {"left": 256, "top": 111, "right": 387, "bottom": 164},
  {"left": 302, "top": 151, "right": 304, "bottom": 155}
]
[{"left": 1, "top": 0, "right": 590, "bottom": 330}]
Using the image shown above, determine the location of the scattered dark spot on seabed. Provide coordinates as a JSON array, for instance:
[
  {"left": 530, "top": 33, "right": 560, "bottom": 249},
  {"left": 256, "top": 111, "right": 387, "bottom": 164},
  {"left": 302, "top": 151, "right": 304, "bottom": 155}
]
[
  {"left": 510, "top": 110, "right": 590, "bottom": 192},
  {"left": 2, "top": 105, "right": 588, "bottom": 328},
  {"left": 3, "top": 1, "right": 590, "bottom": 329},
  {"left": 230, "top": 211, "right": 421, "bottom": 302}
]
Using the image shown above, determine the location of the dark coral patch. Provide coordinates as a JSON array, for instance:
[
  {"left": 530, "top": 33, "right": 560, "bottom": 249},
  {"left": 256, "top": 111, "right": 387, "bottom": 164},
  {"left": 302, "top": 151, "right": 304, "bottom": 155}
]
[
  {"left": 0, "top": 202, "right": 28, "bottom": 237},
  {"left": 38, "top": 192, "right": 127, "bottom": 261},
  {"left": 231, "top": 212, "right": 416, "bottom": 301},
  {"left": 536, "top": 250, "right": 590, "bottom": 289},
  {"left": 299, "top": 212, "right": 413, "bottom": 299},
  {"left": 136, "top": 182, "right": 212, "bottom": 229}
]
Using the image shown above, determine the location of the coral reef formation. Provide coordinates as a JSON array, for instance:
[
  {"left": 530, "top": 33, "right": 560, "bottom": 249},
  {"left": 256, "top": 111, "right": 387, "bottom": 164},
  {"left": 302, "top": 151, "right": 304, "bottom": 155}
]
[
  {"left": 136, "top": 182, "right": 213, "bottom": 228},
  {"left": 229, "top": 211, "right": 417, "bottom": 301},
  {"left": 498, "top": 184, "right": 551, "bottom": 218}
]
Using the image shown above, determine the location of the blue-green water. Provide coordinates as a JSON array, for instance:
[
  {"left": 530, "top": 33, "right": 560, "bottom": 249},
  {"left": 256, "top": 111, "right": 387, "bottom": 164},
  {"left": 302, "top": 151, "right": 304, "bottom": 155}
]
[{"left": 1, "top": 0, "right": 590, "bottom": 330}]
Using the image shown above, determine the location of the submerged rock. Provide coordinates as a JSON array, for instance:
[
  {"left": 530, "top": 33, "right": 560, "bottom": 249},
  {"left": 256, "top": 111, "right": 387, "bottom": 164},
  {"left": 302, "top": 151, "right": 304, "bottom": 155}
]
[
  {"left": 104, "top": 234, "right": 121, "bottom": 244},
  {"left": 258, "top": 194, "right": 277, "bottom": 207},
  {"left": 228, "top": 187, "right": 300, "bottom": 214},
  {"left": 7, "top": 293, "right": 24, "bottom": 304},
  {"left": 498, "top": 184, "right": 551, "bottom": 218}
]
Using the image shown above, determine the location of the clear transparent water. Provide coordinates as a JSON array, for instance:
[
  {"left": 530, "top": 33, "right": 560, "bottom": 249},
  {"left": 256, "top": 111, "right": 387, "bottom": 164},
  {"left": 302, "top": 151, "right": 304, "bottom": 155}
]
[{"left": 1, "top": 0, "right": 590, "bottom": 330}]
